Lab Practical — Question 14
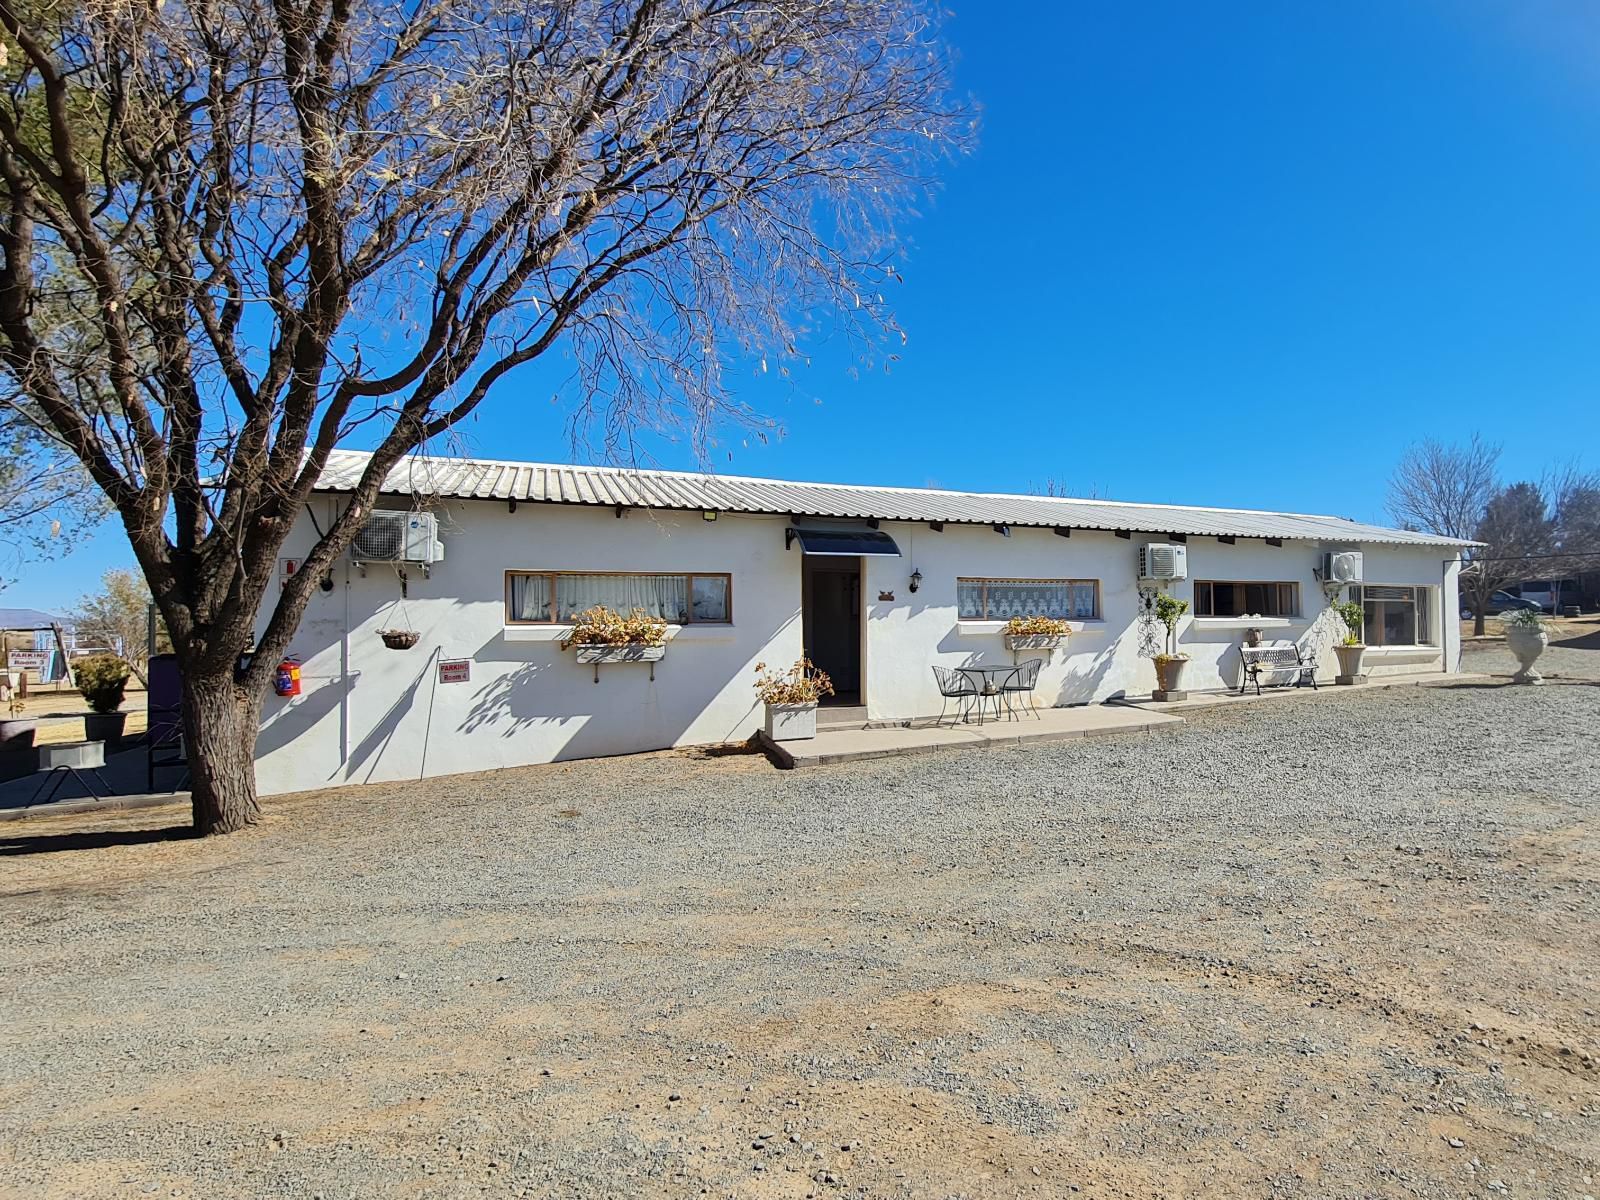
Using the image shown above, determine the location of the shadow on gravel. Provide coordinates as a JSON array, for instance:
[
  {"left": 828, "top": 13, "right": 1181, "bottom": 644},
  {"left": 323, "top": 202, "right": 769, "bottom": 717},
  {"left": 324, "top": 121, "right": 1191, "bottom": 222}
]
[{"left": 0, "top": 825, "right": 198, "bottom": 857}]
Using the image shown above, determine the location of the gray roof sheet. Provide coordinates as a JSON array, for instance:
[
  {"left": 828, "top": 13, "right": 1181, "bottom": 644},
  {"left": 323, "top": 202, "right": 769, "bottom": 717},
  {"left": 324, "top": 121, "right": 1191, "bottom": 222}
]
[{"left": 313, "top": 449, "right": 1475, "bottom": 548}]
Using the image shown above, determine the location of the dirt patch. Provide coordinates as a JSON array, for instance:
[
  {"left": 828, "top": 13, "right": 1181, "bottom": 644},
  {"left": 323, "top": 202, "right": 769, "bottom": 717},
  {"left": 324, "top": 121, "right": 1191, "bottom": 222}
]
[{"left": 2, "top": 666, "right": 1598, "bottom": 1198}]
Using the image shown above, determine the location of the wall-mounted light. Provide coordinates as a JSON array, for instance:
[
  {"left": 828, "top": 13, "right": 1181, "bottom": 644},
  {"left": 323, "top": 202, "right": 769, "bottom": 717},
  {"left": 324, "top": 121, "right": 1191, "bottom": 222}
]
[
  {"left": 702, "top": 511, "right": 718, "bottom": 522},
  {"left": 993, "top": 523, "right": 1011, "bottom": 538},
  {"left": 909, "top": 568, "right": 922, "bottom": 593}
]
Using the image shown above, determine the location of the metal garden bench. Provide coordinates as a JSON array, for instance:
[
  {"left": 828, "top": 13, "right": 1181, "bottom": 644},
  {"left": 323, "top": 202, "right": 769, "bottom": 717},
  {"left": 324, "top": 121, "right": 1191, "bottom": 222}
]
[{"left": 1238, "top": 642, "right": 1318, "bottom": 696}]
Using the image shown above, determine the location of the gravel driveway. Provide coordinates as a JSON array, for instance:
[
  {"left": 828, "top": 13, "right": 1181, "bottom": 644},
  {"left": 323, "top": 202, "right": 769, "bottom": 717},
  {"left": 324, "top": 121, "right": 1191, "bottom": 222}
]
[{"left": 1, "top": 638, "right": 1596, "bottom": 1199}]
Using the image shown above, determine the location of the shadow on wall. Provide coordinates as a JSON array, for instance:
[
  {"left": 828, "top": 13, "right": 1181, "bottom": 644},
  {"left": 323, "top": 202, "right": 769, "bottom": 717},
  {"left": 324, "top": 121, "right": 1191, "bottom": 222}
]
[
  {"left": 347, "top": 647, "right": 440, "bottom": 781},
  {"left": 444, "top": 618, "right": 801, "bottom": 765},
  {"left": 257, "top": 670, "right": 360, "bottom": 761},
  {"left": 460, "top": 660, "right": 558, "bottom": 737}
]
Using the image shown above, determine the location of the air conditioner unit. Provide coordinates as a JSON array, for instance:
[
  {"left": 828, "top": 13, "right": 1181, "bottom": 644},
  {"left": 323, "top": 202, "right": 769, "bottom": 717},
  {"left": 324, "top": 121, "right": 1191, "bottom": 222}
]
[
  {"left": 1138, "top": 542, "right": 1188, "bottom": 581},
  {"left": 1322, "top": 550, "right": 1364, "bottom": 585},
  {"left": 350, "top": 511, "right": 444, "bottom": 566}
]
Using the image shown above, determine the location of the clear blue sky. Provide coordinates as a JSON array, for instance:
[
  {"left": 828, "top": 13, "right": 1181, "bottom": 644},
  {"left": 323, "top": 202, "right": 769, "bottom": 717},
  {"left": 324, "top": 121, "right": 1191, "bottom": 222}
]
[{"left": 16, "top": 0, "right": 1600, "bottom": 613}]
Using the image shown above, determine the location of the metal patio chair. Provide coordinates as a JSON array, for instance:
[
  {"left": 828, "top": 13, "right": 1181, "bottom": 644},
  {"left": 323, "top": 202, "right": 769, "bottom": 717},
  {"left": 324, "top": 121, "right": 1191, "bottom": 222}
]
[
  {"left": 931, "top": 664, "right": 979, "bottom": 726},
  {"left": 999, "top": 657, "right": 1044, "bottom": 719}
]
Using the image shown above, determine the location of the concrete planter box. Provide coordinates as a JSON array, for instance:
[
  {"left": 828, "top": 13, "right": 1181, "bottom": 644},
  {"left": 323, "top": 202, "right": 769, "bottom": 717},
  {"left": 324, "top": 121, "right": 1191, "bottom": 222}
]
[
  {"left": 1333, "top": 643, "right": 1367, "bottom": 685},
  {"left": 572, "top": 642, "right": 666, "bottom": 682},
  {"left": 572, "top": 644, "right": 667, "bottom": 665},
  {"left": 40, "top": 740, "right": 106, "bottom": 770},
  {"left": 764, "top": 703, "right": 818, "bottom": 742},
  {"left": 1004, "top": 634, "right": 1065, "bottom": 652},
  {"left": 1506, "top": 626, "right": 1549, "bottom": 685},
  {"left": 84, "top": 711, "right": 127, "bottom": 749}
]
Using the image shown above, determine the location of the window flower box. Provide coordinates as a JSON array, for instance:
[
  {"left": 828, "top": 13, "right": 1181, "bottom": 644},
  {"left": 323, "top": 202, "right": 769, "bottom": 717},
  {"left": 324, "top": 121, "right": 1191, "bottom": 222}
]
[
  {"left": 572, "top": 644, "right": 667, "bottom": 665},
  {"left": 1003, "top": 633, "right": 1064, "bottom": 651}
]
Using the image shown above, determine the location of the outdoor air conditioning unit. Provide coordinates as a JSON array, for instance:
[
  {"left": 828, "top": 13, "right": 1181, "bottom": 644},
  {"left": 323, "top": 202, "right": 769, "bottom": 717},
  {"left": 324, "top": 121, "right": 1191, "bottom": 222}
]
[
  {"left": 1322, "top": 550, "right": 1364, "bottom": 585},
  {"left": 1138, "top": 542, "right": 1188, "bottom": 582},
  {"left": 350, "top": 511, "right": 445, "bottom": 568}
]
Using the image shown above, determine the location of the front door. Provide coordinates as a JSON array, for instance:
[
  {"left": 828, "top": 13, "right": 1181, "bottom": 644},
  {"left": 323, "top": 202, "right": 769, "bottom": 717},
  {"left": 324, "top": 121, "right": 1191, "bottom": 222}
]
[{"left": 802, "top": 557, "right": 861, "bottom": 705}]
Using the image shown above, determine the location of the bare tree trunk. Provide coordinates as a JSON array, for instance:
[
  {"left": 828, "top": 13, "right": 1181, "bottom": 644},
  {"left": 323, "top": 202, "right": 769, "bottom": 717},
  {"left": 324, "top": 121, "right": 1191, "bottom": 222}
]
[
  {"left": 182, "top": 670, "right": 263, "bottom": 834},
  {"left": 1473, "top": 601, "right": 1486, "bottom": 638}
]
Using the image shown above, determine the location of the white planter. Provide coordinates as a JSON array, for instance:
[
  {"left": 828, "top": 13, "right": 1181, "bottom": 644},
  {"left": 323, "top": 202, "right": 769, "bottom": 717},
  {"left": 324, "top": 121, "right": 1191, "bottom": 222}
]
[
  {"left": 1333, "top": 643, "right": 1367, "bottom": 684},
  {"left": 572, "top": 644, "right": 667, "bottom": 664},
  {"left": 1506, "top": 626, "right": 1549, "bottom": 685},
  {"left": 764, "top": 703, "right": 818, "bottom": 742},
  {"left": 1004, "top": 634, "right": 1064, "bottom": 651}
]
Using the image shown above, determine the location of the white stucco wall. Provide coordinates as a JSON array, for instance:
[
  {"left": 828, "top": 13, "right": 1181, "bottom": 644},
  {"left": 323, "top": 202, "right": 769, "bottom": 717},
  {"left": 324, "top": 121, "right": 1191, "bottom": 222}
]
[
  {"left": 254, "top": 500, "right": 801, "bottom": 796},
  {"left": 252, "top": 498, "right": 1463, "bottom": 795},
  {"left": 859, "top": 526, "right": 1457, "bottom": 721}
]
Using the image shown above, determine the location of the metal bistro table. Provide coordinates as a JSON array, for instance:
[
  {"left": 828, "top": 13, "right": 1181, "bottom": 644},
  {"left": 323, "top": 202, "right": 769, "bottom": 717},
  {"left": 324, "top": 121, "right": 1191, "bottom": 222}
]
[{"left": 956, "top": 665, "right": 1016, "bottom": 725}]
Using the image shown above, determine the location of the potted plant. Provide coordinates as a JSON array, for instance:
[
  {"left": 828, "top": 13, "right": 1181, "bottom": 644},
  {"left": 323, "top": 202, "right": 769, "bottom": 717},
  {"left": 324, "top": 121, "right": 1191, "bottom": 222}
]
[
  {"left": 1331, "top": 599, "right": 1366, "bottom": 684},
  {"left": 1002, "top": 615, "right": 1071, "bottom": 651},
  {"left": 753, "top": 657, "right": 835, "bottom": 741},
  {"left": 1502, "top": 607, "right": 1550, "bottom": 685},
  {"left": 561, "top": 606, "right": 670, "bottom": 667},
  {"left": 75, "top": 654, "right": 131, "bottom": 747},
  {"left": 1151, "top": 593, "right": 1189, "bottom": 700}
]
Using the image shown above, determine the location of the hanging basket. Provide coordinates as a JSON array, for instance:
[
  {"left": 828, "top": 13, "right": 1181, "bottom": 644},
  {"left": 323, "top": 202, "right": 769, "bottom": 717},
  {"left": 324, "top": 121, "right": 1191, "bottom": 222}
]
[{"left": 378, "top": 629, "right": 420, "bottom": 650}]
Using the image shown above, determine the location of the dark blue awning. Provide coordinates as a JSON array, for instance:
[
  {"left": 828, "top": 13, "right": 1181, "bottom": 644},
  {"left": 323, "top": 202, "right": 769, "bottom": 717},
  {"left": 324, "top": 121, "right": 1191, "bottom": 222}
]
[{"left": 785, "top": 527, "right": 902, "bottom": 557}]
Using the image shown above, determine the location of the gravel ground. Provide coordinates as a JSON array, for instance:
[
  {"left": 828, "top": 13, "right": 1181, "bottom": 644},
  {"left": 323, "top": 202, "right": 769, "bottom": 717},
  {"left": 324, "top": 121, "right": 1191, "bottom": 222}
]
[{"left": 1, "top": 639, "right": 1596, "bottom": 1199}]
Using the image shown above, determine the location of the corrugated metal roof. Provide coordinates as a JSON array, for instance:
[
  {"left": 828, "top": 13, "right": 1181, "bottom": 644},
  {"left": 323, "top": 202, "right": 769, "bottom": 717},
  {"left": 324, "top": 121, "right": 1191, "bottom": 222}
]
[{"left": 312, "top": 449, "right": 1476, "bottom": 548}]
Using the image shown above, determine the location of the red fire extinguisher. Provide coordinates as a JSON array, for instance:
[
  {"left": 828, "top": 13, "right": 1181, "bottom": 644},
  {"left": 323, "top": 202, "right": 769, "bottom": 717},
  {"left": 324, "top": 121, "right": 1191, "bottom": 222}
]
[{"left": 273, "top": 657, "right": 302, "bottom": 698}]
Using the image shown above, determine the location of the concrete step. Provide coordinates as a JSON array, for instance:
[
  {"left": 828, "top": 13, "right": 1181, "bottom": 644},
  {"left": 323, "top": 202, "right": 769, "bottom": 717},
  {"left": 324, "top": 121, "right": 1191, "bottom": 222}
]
[{"left": 816, "top": 705, "right": 868, "bottom": 730}]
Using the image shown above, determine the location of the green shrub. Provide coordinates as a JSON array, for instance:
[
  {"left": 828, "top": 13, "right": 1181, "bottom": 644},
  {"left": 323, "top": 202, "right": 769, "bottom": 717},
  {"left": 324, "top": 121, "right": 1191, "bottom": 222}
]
[
  {"left": 1332, "top": 600, "right": 1364, "bottom": 646},
  {"left": 1153, "top": 593, "right": 1188, "bottom": 659},
  {"left": 75, "top": 655, "right": 131, "bottom": 714}
]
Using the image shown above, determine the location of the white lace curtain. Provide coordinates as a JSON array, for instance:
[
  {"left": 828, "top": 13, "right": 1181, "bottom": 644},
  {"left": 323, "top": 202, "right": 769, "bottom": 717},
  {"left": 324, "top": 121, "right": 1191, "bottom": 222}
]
[{"left": 509, "top": 573, "right": 690, "bottom": 623}]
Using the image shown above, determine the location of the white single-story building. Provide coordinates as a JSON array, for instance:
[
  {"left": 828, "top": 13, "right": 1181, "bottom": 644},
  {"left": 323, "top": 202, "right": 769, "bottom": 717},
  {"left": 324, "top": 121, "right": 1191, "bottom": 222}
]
[{"left": 252, "top": 450, "right": 1471, "bottom": 795}]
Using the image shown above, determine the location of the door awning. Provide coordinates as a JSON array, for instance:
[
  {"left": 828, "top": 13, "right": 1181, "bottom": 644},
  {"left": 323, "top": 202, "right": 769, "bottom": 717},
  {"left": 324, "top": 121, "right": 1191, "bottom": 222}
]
[{"left": 785, "top": 527, "right": 902, "bottom": 557}]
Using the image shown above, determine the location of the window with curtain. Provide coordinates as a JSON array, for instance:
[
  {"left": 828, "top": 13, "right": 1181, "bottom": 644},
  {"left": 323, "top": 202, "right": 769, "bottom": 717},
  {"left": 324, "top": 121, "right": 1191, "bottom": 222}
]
[
  {"left": 1193, "top": 581, "right": 1299, "bottom": 618},
  {"left": 956, "top": 578, "right": 1099, "bottom": 620},
  {"left": 506, "top": 572, "right": 730, "bottom": 624},
  {"left": 1352, "top": 585, "right": 1431, "bottom": 647}
]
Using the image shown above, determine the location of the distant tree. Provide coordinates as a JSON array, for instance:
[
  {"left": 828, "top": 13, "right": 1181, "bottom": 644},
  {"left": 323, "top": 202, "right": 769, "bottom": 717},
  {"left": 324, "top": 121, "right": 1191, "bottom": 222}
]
[
  {"left": 1463, "top": 482, "right": 1556, "bottom": 632},
  {"left": 73, "top": 567, "right": 169, "bottom": 687},
  {"left": 0, "top": 0, "right": 967, "bottom": 834},
  {"left": 1547, "top": 464, "right": 1600, "bottom": 578},
  {"left": 1387, "top": 435, "right": 1501, "bottom": 542},
  {"left": 1029, "top": 477, "right": 1107, "bottom": 500}
]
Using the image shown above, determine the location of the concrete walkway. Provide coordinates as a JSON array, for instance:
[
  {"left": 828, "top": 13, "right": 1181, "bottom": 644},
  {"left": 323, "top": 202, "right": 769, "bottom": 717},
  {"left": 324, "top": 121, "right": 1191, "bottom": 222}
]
[
  {"left": 1118, "top": 670, "right": 1494, "bottom": 715},
  {"left": 760, "top": 703, "right": 1185, "bottom": 768}
]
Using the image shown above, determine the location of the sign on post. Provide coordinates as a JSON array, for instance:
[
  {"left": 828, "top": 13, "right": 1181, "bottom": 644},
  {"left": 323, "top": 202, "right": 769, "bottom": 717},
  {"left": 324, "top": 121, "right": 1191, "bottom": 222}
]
[{"left": 438, "top": 659, "right": 471, "bottom": 684}]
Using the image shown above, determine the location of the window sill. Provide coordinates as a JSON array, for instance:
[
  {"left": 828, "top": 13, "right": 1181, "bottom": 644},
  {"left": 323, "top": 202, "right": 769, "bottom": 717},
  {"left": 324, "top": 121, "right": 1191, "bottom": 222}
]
[
  {"left": 956, "top": 619, "right": 1104, "bottom": 636},
  {"left": 1364, "top": 644, "right": 1440, "bottom": 657},
  {"left": 1190, "top": 617, "right": 1299, "bottom": 630},
  {"left": 502, "top": 624, "right": 736, "bottom": 644}
]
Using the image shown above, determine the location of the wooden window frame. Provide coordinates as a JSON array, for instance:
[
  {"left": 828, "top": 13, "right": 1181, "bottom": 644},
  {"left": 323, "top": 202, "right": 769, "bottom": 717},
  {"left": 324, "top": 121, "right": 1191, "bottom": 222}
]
[
  {"left": 1193, "top": 579, "right": 1301, "bottom": 619},
  {"left": 504, "top": 570, "right": 734, "bottom": 625},
  {"left": 956, "top": 576, "right": 1101, "bottom": 621}
]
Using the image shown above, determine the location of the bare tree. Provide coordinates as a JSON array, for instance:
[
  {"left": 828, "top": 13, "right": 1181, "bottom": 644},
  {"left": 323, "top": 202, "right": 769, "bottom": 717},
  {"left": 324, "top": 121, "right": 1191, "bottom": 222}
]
[
  {"left": 1387, "top": 434, "right": 1500, "bottom": 541},
  {"left": 1387, "top": 435, "right": 1502, "bottom": 634},
  {"left": 0, "top": 0, "right": 967, "bottom": 833},
  {"left": 0, "top": 401, "right": 104, "bottom": 587},
  {"left": 1546, "top": 462, "right": 1600, "bottom": 581},
  {"left": 1464, "top": 482, "right": 1556, "bottom": 631}
]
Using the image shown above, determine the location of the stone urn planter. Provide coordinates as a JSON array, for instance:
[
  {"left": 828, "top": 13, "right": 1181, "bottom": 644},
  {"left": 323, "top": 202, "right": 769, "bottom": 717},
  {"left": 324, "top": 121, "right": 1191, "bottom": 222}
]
[
  {"left": 1152, "top": 655, "right": 1189, "bottom": 702},
  {"left": 1506, "top": 625, "right": 1549, "bottom": 685},
  {"left": 1333, "top": 643, "right": 1367, "bottom": 685},
  {"left": 84, "top": 710, "right": 128, "bottom": 749},
  {"left": 764, "top": 702, "right": 818, "bottom": 742}
]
